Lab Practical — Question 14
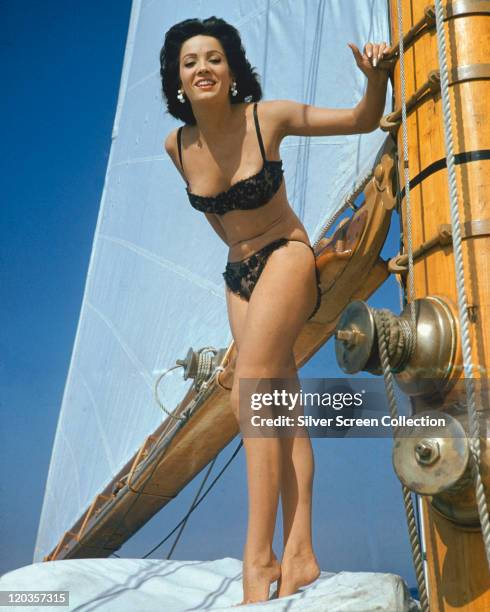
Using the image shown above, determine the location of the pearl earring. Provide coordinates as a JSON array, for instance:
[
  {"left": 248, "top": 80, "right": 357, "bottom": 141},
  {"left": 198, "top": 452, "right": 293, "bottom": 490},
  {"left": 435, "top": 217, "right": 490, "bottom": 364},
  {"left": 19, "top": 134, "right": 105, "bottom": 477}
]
[
  {"left": 177, "top": 88, "right": 185, "bottom": 104},
  {"left": 230, "top": 81, "right": 238, "bottom": 97}
]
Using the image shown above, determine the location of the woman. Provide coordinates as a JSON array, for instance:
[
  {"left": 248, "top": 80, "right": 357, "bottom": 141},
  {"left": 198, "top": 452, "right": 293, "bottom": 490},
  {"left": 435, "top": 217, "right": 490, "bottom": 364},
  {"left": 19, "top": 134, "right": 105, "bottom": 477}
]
[{"left": 160, "top": 17, "right": 389, "bottom": 604}]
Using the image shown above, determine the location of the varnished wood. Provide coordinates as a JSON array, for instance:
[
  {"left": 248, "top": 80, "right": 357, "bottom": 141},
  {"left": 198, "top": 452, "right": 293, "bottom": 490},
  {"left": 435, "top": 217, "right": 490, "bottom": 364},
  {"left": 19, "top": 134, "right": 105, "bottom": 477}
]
[{"left": 388, "top": 1, "right": 490, "bottom": 609}]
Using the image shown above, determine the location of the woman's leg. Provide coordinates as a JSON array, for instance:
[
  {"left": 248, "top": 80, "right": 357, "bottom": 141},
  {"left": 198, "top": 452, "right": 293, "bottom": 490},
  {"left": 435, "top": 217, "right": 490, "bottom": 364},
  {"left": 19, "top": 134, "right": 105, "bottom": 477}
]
[
  {"left": 226, "top": 288, "right": 282, "bottom": 604},
  {"left": 228, "top": 240, "right": 321, "bottom": 603},
  {"left": 230, "top": 372, "right": 282, "bottom": 604},
  {"left": 278, "top": 360, "right": 320, "bottom": 597}
]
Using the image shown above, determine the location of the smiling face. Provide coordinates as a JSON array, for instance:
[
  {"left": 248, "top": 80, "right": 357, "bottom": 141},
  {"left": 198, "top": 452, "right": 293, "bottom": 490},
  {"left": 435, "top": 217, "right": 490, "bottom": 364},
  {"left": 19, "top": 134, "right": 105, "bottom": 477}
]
[{"left": 179, "top": 35, "right": 234, "bottom": 104}]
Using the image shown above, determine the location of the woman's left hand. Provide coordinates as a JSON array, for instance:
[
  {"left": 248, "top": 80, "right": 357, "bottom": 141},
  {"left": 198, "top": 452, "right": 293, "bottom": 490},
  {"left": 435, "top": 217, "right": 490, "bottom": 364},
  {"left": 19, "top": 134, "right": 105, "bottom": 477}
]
[{"left": 348, "top": 41, "right": 390, "bottom": 79}]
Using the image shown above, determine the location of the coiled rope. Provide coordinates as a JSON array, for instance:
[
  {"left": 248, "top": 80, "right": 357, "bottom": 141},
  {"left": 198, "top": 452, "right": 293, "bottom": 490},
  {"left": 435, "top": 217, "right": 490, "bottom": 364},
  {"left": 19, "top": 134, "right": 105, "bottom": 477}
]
[{"left": 154, "top": 347, "right": 224, "bottom": 421}]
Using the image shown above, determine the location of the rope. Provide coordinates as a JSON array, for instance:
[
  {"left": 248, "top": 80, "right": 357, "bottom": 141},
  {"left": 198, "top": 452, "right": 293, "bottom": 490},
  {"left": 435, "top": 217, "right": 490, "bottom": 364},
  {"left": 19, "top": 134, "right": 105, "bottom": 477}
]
[
  {"left": 154, "top": 348, "right": 222, "bottom": 421},
  {"left": 154, "top": 365, "right": 188, "bottom": 421},
  {"left": 195, "top": 347, "right": 218, "bottom": 391},
  {"left": 392, "top": 6, "right": 428, "bottom": 606},
  {"left": 374, "top": 310, "right": 429, "bottom": 612},
  {"left": 395, "top": 0, "right": 416, "bottom": 333},
  {"left": 141, "top": 440, "right": 243, "bottom": 559},
  {"left": 95, "top": 352, "right": 222, "bottom": 557},
  {"left": 294, "top": 0, "right": 327, "bottom": 223},
  {"left": 434, "top": 0, "right": 490, "bottom": 568},
  {"left": 166, "top": 456, "right": 217, "bottom": 560},
  {"left": 312, "top": 168, "right": 373, "bottom": 250},
  {"left": 140, "top": 344, "right": 239, "bottom": 559}
]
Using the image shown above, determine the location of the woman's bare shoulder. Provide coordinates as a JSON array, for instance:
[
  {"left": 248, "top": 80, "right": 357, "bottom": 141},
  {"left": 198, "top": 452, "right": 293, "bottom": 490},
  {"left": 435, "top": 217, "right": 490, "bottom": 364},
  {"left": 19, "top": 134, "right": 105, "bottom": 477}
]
[
  {"left": 254, "top": 99, "right": 300, "bottom": 135},
  {"left": 164, "top": 126, "right": 187, "bottom": 172},
  {"left": 164, "top": 126, "right": 187, "bottom": 181},
  {"left": 164, "top": 127, "right": 179, "bottom": 156},
  {"left": 256, "top": 99, "right": 291, "bottom": 110}
]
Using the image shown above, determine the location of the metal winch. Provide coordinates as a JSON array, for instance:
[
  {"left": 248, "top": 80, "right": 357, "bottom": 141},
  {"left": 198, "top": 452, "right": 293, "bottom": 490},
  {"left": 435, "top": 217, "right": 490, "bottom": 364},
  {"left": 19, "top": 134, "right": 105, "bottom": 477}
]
[
  {"left": 334, "top": 296, "right": 459, "bottom": 397},
  {"left": 176, "top": 346, "right": 228, "bottom": 386},
  {"left": 154, "top": 346, "right": 228, "bottom": 421},
  {"left": 334, "top": 297, "right": 490, "bottom": 527}
]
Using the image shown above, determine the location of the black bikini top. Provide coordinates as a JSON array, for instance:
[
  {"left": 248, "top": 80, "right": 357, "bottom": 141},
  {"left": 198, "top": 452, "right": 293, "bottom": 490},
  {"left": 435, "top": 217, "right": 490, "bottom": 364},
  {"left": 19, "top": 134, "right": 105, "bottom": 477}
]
[{"left": 177, "top": 102, "right": 284, "bottom": 216}]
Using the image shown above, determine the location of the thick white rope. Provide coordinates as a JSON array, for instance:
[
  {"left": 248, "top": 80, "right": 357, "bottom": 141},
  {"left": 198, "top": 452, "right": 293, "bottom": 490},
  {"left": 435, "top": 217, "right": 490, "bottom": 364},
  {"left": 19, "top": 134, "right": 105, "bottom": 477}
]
[
  {"left": 396, "top": 0, "right": 417, "bottom": 332},
  {"left": 434, "top": 0, "right": 490, "bottom": 568},
  {"left": 393, "top": 3, "right": 430, "bottom": 609},
  {"left": 374, "top": 310, "right": 429, "bottom": 611}
]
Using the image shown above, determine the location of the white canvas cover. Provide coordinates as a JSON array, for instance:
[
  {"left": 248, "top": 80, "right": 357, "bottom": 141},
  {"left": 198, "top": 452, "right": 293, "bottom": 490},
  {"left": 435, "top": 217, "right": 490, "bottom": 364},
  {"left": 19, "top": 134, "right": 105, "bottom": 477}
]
[
  {"left": 1, "top": 557, "right": 420, "bottom": 611},
  {"left": 34, "top": 0, "right": 392, "bottom": 562}
]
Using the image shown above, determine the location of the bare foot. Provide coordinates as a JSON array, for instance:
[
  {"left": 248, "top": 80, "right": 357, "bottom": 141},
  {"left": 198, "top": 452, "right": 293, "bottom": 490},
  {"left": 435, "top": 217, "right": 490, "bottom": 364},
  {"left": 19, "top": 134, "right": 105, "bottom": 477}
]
[
  {"left": 236, "top": 553, "right": 281, "bottom": 605},
  {"left": 278, "top": 551, "right": 320, "bottom": 598}
]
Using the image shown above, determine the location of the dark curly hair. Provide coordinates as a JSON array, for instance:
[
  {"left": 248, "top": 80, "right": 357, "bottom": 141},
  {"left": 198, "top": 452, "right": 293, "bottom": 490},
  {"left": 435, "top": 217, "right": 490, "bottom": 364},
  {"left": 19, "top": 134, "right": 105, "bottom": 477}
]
[{"left": 159, "top": 17, "right": 262, "bottom": 125}]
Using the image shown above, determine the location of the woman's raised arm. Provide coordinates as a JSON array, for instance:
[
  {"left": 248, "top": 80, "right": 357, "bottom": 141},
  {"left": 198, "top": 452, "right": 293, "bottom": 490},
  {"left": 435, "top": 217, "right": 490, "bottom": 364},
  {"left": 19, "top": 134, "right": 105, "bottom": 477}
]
[{"left": 270, "top": 41, "right": 390, "bottom": 138}]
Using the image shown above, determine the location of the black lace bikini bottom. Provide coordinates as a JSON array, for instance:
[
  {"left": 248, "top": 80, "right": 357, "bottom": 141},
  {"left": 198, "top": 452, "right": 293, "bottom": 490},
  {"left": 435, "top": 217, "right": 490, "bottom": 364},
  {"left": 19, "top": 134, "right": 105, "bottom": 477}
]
[{"left": 222, "top": 238, "right": 322, "bottom": 321}]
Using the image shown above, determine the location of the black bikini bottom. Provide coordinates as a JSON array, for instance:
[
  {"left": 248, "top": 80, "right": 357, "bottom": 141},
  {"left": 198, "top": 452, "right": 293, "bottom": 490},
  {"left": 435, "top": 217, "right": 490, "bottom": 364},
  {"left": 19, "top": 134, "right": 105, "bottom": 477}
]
[{"left": 222, "top": 238, "right": 322, "bottom": 321}]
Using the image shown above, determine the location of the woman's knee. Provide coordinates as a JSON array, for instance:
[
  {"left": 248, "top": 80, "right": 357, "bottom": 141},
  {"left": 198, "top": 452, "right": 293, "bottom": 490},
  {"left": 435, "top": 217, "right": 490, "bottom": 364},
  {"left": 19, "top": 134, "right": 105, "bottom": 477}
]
[
  {"left": 230, "top": 376, "right": 245, "bottom": 421},
  {"left": 230, "top": 370, "right": 269, "bottom": 422},
  {"left": 235, "top": 348, "right": 295, "bottom": 380}
]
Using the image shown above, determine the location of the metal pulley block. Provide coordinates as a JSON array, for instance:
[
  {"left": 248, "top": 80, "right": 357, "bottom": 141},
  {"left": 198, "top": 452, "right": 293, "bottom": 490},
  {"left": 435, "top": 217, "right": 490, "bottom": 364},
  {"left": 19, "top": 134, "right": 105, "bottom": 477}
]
[
  {"left": 335, "top": 296, "right": 459, "bottom": 398},
  {"left": 392, "top": 405, "right": 490, "bottom": 528},
  {"left": 392, "top": 409, "right": 470, "bottom": 496}
]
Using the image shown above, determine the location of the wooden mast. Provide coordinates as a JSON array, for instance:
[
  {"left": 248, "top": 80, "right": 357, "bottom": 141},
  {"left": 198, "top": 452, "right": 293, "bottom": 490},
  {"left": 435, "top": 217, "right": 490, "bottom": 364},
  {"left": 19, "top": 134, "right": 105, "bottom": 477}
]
[{"left": 387, "top": 1, "right": 490, "bottom": 609}]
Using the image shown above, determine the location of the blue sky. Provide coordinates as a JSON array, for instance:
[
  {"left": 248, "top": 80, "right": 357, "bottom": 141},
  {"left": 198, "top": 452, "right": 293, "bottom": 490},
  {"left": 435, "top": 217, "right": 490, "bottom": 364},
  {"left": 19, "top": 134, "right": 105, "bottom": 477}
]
[
  {"left": 1, "top": 0, "right": 417, "bottom": 592},
  {"left": 1, "top": 0, "right": 133, "bottom": 573}
]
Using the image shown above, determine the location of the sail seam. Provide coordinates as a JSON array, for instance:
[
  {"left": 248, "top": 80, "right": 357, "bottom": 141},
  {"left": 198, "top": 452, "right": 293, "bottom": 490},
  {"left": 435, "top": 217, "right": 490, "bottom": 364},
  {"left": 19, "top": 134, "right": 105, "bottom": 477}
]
[
  {"left": 127, "top": 69, "right": 160, "bottom": 92},
  {"left": 111, "top": 154, "right": 167, "bottom": 167},
  {"left": 98, "top": 234, "right": 226, "bottom": 298},
  {"left": 85, "top": 300, "right": 156, "bottom": 390},
  {"left": 58, "top": 427, "right": 83, "bottom": 518},
  {"left": 234, "top": 0, "right": 283, "bottom": 28},
  {"left": 79, "top": 372, "right": 118, "bottom": 474}
]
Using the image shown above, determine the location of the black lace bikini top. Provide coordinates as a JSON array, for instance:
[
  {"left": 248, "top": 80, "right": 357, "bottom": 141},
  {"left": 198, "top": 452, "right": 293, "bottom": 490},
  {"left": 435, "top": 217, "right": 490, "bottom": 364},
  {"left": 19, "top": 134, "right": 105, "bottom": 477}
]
[{"left": 177, "top": 102, "right": 284, "bottom": 216}]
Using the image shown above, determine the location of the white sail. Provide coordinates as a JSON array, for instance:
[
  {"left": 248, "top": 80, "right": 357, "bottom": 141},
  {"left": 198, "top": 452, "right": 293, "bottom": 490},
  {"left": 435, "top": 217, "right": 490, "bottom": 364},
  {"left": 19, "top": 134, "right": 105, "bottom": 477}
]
[{"left": 34, "top": 0, "right": 391, "bottom": 562}]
